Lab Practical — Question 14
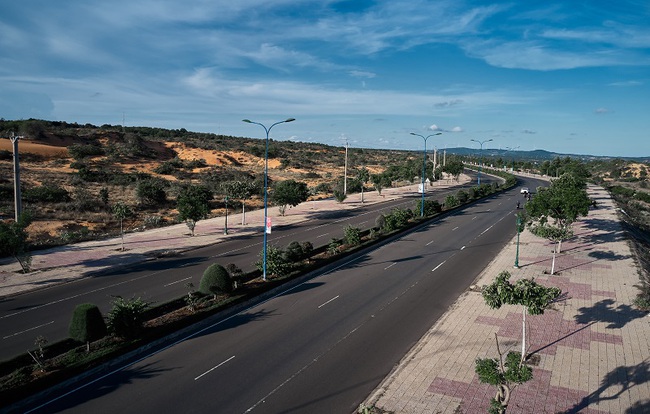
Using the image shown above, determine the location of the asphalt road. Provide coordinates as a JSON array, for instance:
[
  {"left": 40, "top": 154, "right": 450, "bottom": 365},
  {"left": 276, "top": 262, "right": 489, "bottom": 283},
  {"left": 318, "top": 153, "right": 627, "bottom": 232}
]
[
  {"left": 0, "top": 171, "right": 490, "bottom": 361},
  {"left": 19, "top": 176, "right": 548, "bottom": 414}
]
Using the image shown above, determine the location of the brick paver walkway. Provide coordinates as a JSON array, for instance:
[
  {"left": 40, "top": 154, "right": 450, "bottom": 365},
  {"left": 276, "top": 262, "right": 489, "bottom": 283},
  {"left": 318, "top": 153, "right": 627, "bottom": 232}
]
[{"left": 364, "top": 185, "right": 650, "bottom": 413}]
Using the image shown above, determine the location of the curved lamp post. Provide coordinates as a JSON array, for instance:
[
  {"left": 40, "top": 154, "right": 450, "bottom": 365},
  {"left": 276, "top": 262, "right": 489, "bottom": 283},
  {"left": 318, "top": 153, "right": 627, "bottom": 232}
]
[
  {"left": 410, "top": 132, "right": 442, "bottom": 217},
  {"left": 242, "top": 117, "right": 295, "bottom": 281},
  {"left": 470, "top": 138, "right": 493, "bottom": 185}
]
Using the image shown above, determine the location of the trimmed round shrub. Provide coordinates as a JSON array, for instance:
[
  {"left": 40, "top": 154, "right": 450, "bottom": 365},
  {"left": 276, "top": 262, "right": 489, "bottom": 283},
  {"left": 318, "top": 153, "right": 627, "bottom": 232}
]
[
  {"left": 69, "top": 303, "right": 107, "bottom": 343},
  {"left": 199, "top": 263, "right": 232, "bottom": 298}
]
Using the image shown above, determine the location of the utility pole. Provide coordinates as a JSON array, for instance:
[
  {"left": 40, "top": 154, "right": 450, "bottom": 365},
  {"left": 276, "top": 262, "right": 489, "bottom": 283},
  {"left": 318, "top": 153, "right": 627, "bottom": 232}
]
[
  {"left": 10, "top": 132, "right": 23, "bottom": 221},
  {"left": 433, "top": 148, "right": 437, "bottom": 170},
  {"left": 343, "top": 136, "right": 349, "bottom": 195}
]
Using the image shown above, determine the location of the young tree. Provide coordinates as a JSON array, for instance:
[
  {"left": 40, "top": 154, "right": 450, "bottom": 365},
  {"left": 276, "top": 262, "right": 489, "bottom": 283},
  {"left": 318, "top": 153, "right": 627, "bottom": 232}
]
[
  {"left": 271, "top": 179, "right": 309, "bottom": 216},
  {"left": 482, "top": 271, "right": 561, "bottom": 363},
  {"left": 112, "top": 202, "right": 133, "bottom": 251},
  {"left": 475, "top": 334, "right": 533, "bottom": 414},
  {"left": 0, "top": 212, "right": 32, "bottom": 273},
  {"left": 177, "top": 184, "right": 212, "bottom": 236},
  {"left": 220, "top": 180, "right": 259, "bottom": 225},
  {"left": 371, "top": 173, "right": 391, "bottom": 195},
  {"left": 357, "top": 167, "right": 370, "bottom": 203},
  {"left": 525, "top": 173, "right": 591, "bottom": 273}
]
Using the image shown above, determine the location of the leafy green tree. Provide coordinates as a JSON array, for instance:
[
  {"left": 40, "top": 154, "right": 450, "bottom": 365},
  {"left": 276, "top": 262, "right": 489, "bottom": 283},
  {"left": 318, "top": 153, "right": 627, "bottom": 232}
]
[
  {"left": 136, "top": 178, "right": 167, "bottom": 206},
  {"left": 112, "top": 202, "right": 133, "bottom": 251},
  {"left": 357, "top": 167, "right": 370, "bottom": 203},
  {"left": 525, "top": 173, "right": 591, "bottom": 274},
  {"left": 482, "top": 271, "right": 561, "bottom": 362},
  {"left": 107, "top": 296, "right": 149, "bottom": 339},
  {"left": 69, "top": 303, "right": 107, "bottom": 351},
  {"left": 443, "top": 159, "right": 464, "bottom": 181},
  {"left": 177, "top": 184, "right": 212, "bottom": 236},
  {"left": 199, "top": 263, "right": 232, "bottom": 299},
  {"left": 475, "top": 334, "right": 533, "bottom": 414},
  {"left": 0, "top": 212, "right": 32, "bottom": 273},
  {"left": 371, "top": 173, "right": 391, "bottom": 195},
  {"left": 271, "top": 179, "right": 309, "bottom": 216},
  {"left": 220, "top": 180, "right": 259, "bottom": 225}
]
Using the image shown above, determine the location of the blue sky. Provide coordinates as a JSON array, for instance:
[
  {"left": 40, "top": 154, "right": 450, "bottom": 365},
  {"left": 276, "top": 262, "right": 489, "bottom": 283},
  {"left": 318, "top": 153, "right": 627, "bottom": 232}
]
[{"left": 1, "top": 1, "right": 649, "bottom": 157}]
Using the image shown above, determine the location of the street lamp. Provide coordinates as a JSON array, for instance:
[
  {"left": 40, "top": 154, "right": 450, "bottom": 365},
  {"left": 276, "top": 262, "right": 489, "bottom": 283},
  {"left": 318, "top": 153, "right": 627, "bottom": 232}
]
[
  {"left": 242, "top": 117, "right": 295, "bottom": 281},
  {"left": 410, "top": 132, "right": 442, "bottom": 217},
  {"left": 470, "top": 138, "right": 493, "bottom": 185},
  {"left": 514, "top": 213, "right": 524, "bottom": 268},
  {"left": 10, "top": 132, "right": 23, "bottom": 221}
]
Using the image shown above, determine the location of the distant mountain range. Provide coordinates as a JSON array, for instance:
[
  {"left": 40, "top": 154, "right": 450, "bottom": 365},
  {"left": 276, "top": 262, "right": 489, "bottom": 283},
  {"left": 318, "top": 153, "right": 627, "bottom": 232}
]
[{"left": 440, "top": 147, "right": 649, "bottom": 163}]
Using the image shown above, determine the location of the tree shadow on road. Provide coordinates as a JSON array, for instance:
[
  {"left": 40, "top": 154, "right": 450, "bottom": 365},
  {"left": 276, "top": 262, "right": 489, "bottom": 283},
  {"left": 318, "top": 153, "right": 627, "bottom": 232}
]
[{"left": 35, "top": 360, "right": 178, "bottom": 412}]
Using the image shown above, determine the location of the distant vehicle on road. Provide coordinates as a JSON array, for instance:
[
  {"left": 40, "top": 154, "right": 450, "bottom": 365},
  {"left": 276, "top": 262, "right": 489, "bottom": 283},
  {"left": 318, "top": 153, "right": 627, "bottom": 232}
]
[{"left": 520, "top": 187, "right": 529, "bottom": 194}]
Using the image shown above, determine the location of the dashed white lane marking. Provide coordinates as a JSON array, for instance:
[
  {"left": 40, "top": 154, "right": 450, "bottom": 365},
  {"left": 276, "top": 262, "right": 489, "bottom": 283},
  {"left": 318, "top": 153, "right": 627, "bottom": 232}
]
[
  {"left": 195, "top": 355, "right": 236, "bottom": 381},
  {"left": 318, "top": 295, "right": 340, "bottom": 309},
  {"left": 3, "top": 320, "right": 54, "bottom": 339}
]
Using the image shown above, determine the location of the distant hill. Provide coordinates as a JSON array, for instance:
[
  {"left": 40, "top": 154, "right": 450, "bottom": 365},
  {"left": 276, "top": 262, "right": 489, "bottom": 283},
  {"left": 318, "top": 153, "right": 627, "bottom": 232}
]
[{"left": 442, "top": 147, "right": 649, "bottom": 163}]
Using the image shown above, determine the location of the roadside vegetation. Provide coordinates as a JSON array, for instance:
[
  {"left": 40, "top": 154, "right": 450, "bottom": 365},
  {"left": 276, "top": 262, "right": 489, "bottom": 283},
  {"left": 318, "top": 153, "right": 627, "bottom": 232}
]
[
  {"left": 2, "top": 119, "right": 648, "bottom": 410},
  {"left": 0, "top": 162, "right": 513, "bottom": 408},
  {"left": 474, "top": 158, "right": 649, "bottom": 412}
]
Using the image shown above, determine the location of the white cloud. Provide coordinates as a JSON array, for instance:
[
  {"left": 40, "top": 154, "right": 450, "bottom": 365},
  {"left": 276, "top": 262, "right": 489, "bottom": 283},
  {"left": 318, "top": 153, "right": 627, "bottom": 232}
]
[
  {"left": 594, "top": 107, "right": 613, "bottom": 114},
  {"left": 451, "top": 126, "right": 463, "bottom": 132},
  {"left": 349, "top": 70, "right": 376, "bottom": 79},
  {"left": 609, "top": 80, "right": 643, "bottom": 87},
  {"left": 462, "top": 39, "right": 637, "bottom": 70}
]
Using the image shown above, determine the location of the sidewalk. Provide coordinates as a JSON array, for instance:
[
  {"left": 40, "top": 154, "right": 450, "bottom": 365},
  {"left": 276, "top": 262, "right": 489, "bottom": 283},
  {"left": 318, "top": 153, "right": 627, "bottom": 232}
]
[
  {"left": 363, "top": 184, "right": 650, "bottom": 413},
  {"left": 0, "top": 177, "right": 470, "bottom": 298}
]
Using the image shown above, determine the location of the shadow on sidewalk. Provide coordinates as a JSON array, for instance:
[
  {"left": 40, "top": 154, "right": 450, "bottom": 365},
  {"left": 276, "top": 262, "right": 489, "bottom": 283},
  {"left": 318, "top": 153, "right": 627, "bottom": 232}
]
[
  {"left": 578, "top": 218, "right": 627, "bottom": 244},
  {"left": 565, "top": 360, "right": 650, "bottom": 414},
  {"left": 574, "top": 299, "right": 647, "bottom": 329}
]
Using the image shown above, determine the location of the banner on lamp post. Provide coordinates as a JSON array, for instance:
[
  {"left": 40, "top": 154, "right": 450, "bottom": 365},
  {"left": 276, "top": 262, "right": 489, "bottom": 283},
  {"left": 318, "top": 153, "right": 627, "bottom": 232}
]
[{"left": 266, "top": 217, "right": 272, "bottom": 234}]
